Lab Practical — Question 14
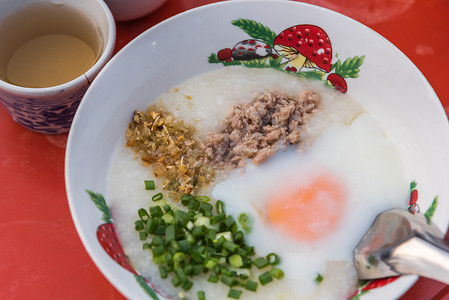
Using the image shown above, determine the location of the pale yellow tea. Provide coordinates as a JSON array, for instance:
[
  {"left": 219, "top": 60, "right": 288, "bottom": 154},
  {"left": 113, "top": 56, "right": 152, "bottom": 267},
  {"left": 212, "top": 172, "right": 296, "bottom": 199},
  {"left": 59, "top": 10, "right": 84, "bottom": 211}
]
[{"left": 0, "top": 3, "right": 103, "bottom": 88}]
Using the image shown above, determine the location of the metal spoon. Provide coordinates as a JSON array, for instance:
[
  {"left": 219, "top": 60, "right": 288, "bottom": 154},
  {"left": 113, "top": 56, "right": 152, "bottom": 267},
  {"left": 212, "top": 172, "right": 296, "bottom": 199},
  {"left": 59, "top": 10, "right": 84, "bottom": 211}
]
[{"left": 353, "top": 208, "right": 449, "bottom": 284}]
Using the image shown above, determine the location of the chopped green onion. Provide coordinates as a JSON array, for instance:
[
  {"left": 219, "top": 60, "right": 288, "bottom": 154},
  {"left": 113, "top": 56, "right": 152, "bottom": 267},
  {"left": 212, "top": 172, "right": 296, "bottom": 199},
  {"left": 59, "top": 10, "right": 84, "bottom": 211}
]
[
  {"left": 229, "top": 267, "right": 250, "bottom": 279},
  {"left": 135, "top": 220, "right": 144, "bottom": 231},
  {"left": 171, "top": 275, "right": 182, "bottom": 287},
  {"left": 196, "top": 245, "right": 205, "bottom": 255},
  {"left": 207, "top": 229, "right": 217, "bottom": 241},
  {"left": 233, "top": 231, "right": 244, "bottom": 244},
  {"left": 207, "top": 275, "right": 219, "bottom": 283},
  {"left": 267, "top": 253, "right": 280, "bottom": 266},
  {"left": 243, "top": 258, "right": 252, "bottom": 268},
  {"left": 144, "top": 180, "right": 156, "bottom": 190},
  {"left": 188, "top": 199, "right": 201, "bottom": 211},
  {"left": 185, "top": 221, "right": 194, "bottom": 232},
  {"left": 213, "top": 236, "right": 225, "bottom": 249},
  {"left": 174, "top": 210, "right": 189, "bottom": 227},
  {"left": 152, "top": 245, "right": 165, "bottom": 256},
  {"left": 151, "top": 236, "right": 164, "bottom": 246},
  {"left": 216, "top": 231, "right": 233, "bottom": 242},
  {"left": 185, "top": 231, "right": 195, "bottom": 245},
  {"left": 139, "top": 231, "right": 147, "bottom": 240},
  {"left": 182, "top": 280, "right": 193, "bottom": 291},
  {"left": 210, "top": 213, "right": 226, "bottom": 225},
  {"left": 181, "top": 194, "right": 194, "bottom": 206},
  {"left": 149, "top": 205, "right": 163, "bottom": 217},
  {"left": 162, "top": 213, "right": 174, "bottom": 224},
  {"left": 153, "top": 254, "right": 165, "bottom": 265},
  {"left": 192, "top": 225, "right": 208, "bottom": 238},
  {"left": 259, "top": 271, "right": 273, "bottom": 286},
  {"left": 173, "top": 252, "right": 186, "bottom": 269},
  {"left": 165, "top": 252, "right": 173, "bottom": 267},
  {"left": 159, "top": 266, "right": 168, "bottom": 278},
  {"left": 236, "top": 248, "right": 247, "bottom": 258},
  {"left": 163, "top": 204, "right": 172, "bottom": 213},
  {"left": 245, "top": 280, "right": 258, "bottom": 292},
  {"left": 230, "top": 222, "right": 238, "bottom": 233},
  {"left": 315, "top": 273, "right": 323, "bottom": 284},
  {"left": 224, "top": 215, "right": 235, "bottom": 228},
  {"left": 223, "top": 241, "right": 238, "bottom": 253},
  {"left": 188, "top": 211, "right": 197, "bottom": 220},
  {"left": 169, "top": 240, "right": 181, "bottom": 253},
  {"left": 195, "top": 195, "right": 211, "bottom": 202},
  {"left": 199, "top": 202, "right": 213, "bottom": 213},
  {"left": 176, "top": 267, "right": 188, "bottom": 283},
  {"left": 204, "top": 259, "right": 217, "bottom": 269},
  {"left": 216, "top": 200, "right": 225, "bottom": 214},
  {"left": 227, "top": 288, "right": 243, "bottom": 299},
  {"left": 192, "top": 264, "right": 202, "bottom": 276},
  {"left": 253, "top": 257, "right": 269, "bottom": 269},
  {"left": 145, "top": 218, "right": 157, "bottom": 234},
  {"left": 220, "top": 260, "right": 230, "bottom": 272},
  {"left": 270, "top": 268, "right": 284, "bottom": 279},
  {"left": 237, "top": 213, "right": 253, "bottom": 234},
  {"left": 221, "top": 274, "right": 237, "bottom": 287},
  {"left": 138, "top": 208, "right": 150, "bottom": 221},
  {"left": 152, "top": 192, "right": 163, "bottom": 202},
  {"left": 229, "top": 254, "right": 243, "bottom": 268},
  {"left": 197, "top": 290, "right": 206, "bottom": 300},
  {"left": 190, "top": 249, "right": 203, "bottom": 263},
  {"left": 178, "top": 239, "right": 191, "bottom": 252},
  {"left": 165, "top": 224, "right": 176, "bottom": 241},
  {"left": 154, "top": 224, "right": 166, "bottom": 235},
  {"left": 166, "top": 264, "right": 174, "bottom": 273},
  {"left": 194, "top": 215, "right": 210, "bottom": 227}
]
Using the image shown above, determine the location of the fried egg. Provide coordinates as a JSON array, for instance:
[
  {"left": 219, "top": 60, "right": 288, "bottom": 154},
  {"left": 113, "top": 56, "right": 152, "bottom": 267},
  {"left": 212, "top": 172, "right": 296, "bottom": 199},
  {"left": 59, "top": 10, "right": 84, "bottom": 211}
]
[{"left": 212, "top": 113, "right": 409, "bottom": 299}]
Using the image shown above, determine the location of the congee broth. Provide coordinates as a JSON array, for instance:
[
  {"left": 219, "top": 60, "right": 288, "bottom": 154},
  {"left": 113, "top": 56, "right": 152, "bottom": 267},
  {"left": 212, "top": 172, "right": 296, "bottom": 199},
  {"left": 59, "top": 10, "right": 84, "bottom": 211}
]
[{"left": 106, "top": 66, "right": 409, "bottom": 299}]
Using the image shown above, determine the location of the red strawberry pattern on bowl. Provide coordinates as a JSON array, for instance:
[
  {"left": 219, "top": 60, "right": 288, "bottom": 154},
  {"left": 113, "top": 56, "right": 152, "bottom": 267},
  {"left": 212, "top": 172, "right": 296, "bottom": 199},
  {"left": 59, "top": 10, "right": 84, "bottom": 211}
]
[{"left": 87, "top": 190, "right": 162, "bottom": 299}]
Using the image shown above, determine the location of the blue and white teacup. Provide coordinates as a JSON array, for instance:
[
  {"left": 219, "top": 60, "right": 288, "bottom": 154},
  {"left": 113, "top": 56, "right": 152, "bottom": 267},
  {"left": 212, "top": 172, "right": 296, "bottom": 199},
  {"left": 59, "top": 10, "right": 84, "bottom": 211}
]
[{"left": 0, "top": 0, "right": 115, "bottom": 134}]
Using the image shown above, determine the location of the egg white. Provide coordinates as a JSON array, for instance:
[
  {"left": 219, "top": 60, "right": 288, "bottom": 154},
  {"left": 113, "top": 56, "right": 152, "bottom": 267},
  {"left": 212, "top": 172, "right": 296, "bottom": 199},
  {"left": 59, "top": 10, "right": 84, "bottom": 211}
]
[{"left": 212, "top": 113, "right": 410, "bottom": 299}]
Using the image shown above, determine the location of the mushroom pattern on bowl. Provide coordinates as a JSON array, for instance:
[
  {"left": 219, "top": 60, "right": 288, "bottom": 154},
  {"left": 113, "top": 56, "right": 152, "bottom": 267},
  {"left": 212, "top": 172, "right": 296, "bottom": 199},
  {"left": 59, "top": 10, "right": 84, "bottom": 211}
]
[
  {"left": 273, "top": 25, "right": 332, "bottom": 73},
  {"left": 210, "top": 20, "right": 365, "bottom": 94}
]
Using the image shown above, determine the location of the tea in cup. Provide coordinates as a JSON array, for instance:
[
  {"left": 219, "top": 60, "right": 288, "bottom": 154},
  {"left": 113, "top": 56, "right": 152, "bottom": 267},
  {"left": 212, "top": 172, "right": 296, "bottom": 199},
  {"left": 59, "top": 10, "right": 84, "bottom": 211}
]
[{"left": 0, "top": 0, "right": 116, "bottom": 134}]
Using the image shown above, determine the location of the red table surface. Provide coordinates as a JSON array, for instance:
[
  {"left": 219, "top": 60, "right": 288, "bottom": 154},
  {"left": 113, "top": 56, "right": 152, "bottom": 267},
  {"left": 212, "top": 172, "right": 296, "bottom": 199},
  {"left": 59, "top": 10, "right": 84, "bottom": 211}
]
[{"left": 1, "top": 0, "right": 448, "bottom": 299}]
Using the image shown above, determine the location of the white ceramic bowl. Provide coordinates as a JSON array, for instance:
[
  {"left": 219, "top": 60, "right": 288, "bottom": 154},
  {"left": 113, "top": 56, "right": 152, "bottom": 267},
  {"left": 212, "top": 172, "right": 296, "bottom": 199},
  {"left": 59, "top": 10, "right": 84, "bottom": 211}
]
[{"left": 65, "top": 1, "right": 449, "bottom": 299}]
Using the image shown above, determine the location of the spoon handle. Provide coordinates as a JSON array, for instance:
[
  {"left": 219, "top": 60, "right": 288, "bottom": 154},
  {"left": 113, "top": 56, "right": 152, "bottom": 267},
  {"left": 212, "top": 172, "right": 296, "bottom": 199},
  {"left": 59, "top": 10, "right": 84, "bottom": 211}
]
[{"left": 391, "top": 235, "right": 449, "bottom": 284}]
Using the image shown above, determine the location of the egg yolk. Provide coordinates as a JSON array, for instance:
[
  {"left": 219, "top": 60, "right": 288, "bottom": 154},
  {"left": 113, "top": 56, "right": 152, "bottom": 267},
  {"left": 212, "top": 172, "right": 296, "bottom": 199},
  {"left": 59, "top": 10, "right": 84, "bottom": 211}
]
[{"left": 267, "top": 173, "right": 346, "bottom": 242}]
